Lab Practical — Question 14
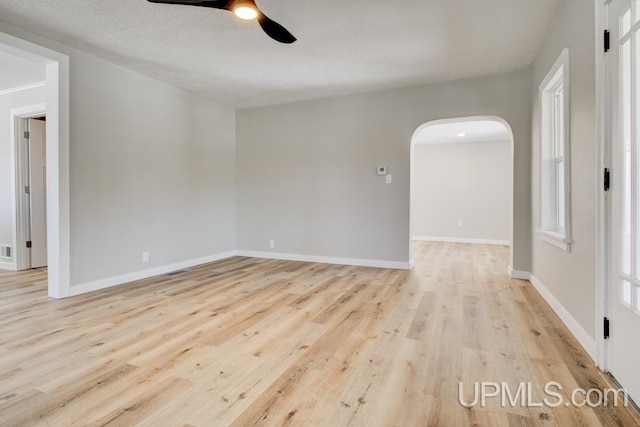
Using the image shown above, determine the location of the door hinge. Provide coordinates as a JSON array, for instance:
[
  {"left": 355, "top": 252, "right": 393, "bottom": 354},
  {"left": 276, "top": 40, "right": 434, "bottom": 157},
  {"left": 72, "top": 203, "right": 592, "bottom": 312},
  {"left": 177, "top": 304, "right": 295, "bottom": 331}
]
[
  {"left": 604, "top": 168, "right": 610, "bottom": 191},
  {"left": 604, "top": 30, "right": 610, "bottom": 52},
  {"left": 25, "top": 186, "right": 30, "bottom": 194},
  {"left": 26, "top": 241, "right": 32, "bottom": 249},
  {"left": 23, "top": 131, "right": 30, "bottom": 139},
  {"left": 604, "top": 317, "right": 610, "bottom": 339}
]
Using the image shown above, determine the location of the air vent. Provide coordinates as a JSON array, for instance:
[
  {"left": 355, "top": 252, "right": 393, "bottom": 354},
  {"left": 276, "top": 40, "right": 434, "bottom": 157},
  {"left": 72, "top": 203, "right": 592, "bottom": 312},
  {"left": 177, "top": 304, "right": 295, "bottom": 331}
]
[{"left": 0, "top": 245, "right": 12, "bottom": 260}]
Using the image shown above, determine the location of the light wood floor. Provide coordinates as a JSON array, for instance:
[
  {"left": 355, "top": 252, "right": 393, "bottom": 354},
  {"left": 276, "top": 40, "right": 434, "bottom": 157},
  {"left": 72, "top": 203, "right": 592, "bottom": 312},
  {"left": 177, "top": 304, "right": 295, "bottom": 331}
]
[{"left": 0, "top": 243, "right": 638, "bottom": 426}]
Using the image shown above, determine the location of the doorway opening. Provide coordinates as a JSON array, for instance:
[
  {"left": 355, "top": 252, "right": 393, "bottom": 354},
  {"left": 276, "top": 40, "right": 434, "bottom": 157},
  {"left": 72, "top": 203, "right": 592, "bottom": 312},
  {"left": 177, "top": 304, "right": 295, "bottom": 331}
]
[
  {"left": 12, "top": 108, "right": 48, "bottom": 271},
  {"left": 409, "top": 116, "right": 515, "bottom": 269},
  {"left": 0, "top": 31, "right": 70, "bottom": 298}
]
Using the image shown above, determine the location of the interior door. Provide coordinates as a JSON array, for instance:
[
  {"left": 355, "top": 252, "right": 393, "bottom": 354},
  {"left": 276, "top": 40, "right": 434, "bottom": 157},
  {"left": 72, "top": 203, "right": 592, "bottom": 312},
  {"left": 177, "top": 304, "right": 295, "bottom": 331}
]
[
  {"left": 28, "top": 118, "right": 47, "bottom": 269},
  {"left": 609, "top": 0, "right": 640, "bottom": 405}
]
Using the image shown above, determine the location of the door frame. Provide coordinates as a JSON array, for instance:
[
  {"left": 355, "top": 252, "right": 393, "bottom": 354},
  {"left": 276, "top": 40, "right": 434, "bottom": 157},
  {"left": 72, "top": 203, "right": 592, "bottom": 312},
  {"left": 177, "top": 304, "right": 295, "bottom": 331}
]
[
  {"left": 595, "top": 0, "right": 612, "bottom": 371},
  {"left": 10, "top": 105, "right": 47, "bottom": 271},
  {"left": 0, "top": 30, "right": 70, "bottom": 298}
]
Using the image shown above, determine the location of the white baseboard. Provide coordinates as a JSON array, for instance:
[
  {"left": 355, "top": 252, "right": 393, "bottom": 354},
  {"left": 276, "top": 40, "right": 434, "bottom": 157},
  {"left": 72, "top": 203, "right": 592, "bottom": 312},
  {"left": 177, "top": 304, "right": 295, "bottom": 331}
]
[
  {"left": 236, "top": 250, "right": 411, "bottom": 270},
  {"left": 69, "top": 251, "right": 237, "bottom": 297},
  {"left": 68, "top": 249, "right": 411, "bottom": 297},
  {"left": 413, "top": 236, "right": 510, "bottom": 246},
  {"left": 527, "top": 273, "right": 596, "bottom": 361},
  {"left": 0, "top": 260, "right": 16, "bottom": 271},
  {"left": 508, "top": 266, "right": 531, "bottom": 280}
]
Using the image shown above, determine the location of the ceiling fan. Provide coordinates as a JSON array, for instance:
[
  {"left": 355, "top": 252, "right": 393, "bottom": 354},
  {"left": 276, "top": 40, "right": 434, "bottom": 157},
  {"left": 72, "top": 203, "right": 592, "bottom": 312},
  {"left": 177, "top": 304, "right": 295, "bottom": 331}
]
[{"left": 147, "top": 0, "right": 297, "bottom": 44}]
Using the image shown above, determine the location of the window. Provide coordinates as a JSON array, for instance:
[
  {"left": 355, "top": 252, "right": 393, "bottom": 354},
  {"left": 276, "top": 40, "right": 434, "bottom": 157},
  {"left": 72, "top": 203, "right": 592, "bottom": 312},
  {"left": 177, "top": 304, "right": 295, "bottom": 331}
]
[
  {"left": 539, "top": 49, "right": 571, "bottom": 251},
  {"left": 617, "top": 6, "right": 640, "bottom": 311}
]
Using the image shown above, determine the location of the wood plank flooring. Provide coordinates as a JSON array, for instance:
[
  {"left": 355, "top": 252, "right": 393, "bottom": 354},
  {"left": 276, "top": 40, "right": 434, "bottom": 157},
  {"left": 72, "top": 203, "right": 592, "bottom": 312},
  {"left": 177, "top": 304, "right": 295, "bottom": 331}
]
[{"left": 0, "top": 242, "right": 638, "bottom": 426}]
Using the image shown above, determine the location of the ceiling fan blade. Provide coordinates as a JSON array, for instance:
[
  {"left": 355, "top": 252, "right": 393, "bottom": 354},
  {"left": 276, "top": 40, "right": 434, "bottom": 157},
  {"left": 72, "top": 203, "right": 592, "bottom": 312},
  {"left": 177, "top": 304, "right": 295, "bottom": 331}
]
[
  {"left": 256, "top": 11, "right": 297, "bottom": 44},
  {"left": 147, "top": 0, "right": 233, "bottom": 11},
  {"left": 148, "top": 0, "right": 297, "bottom": 44}
]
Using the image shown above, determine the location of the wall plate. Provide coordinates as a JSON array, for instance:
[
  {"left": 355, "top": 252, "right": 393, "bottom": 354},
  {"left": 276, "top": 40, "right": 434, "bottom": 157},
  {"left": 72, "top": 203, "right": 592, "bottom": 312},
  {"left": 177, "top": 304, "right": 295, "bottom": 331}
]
[{"left": 377, "top": 166, "right": 387, "bottom": 176}]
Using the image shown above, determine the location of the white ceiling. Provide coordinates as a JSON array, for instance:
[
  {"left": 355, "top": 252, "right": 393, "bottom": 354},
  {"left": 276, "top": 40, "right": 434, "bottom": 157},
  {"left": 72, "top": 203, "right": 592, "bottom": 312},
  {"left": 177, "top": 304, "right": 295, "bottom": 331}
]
[
  {"left": 0, "top": 49, "right": 45, "bottom": 92},
  {"left": 413, "top": 120, "right": 510, "bottom": 145},
  {"left": 0, "top": 0, "right": 561, "bottom": 108}
]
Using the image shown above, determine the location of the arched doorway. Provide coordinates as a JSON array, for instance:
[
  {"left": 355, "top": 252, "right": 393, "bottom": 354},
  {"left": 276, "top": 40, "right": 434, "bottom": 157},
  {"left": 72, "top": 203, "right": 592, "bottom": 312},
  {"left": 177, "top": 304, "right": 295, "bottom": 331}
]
[{"left": 409, "top": 116, "right": 515, "bottom": 271}]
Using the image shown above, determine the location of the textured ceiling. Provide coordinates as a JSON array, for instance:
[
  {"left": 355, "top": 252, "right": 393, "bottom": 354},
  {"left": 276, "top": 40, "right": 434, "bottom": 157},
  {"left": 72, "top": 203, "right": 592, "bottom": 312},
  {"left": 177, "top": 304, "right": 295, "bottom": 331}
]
[
  {"left": 0, "top": 0, "right": 561, "bottom": 108},
  {"left": 414, "top": 121, "right": 510, "bottom": 145},
  {"left": 0, "top": 50, "right": 44, "bottom": 92}
]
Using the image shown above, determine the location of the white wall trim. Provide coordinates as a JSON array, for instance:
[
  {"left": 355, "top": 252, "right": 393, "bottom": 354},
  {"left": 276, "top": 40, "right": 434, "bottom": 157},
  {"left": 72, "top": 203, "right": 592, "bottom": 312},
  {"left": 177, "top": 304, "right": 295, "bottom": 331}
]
[
  {"left": 10, "top": 103, "right": 47, "bottom": 273},
  {"left": 236, "top": 250, "right": 412, "bottom": 270},
  {"left": 538, "top": 48, "right": 573, "bottom": 253},
  {"left": 0, "top": 261, "right": 16, "bottom": 271},
  {"left": 413, "top": 236, "right": 510, "bottom": 246},
  {"left": 537, "top": 229, "right": 572, "bottom": 252},
  {"left": 70, "top": 251, "right": 237, "bottom": 296},
  {"left": 69, "top": 249, "right": 411, "bottom": 297},
  {"left": 509, "top": 268, "right": 596, "bottom": 361},
  {"left": 0, "top": 30, "right": 71, "bottom": 299},
  {"left": 0, "top": 81, "right": 45, "bottom": 96},
  {"left": 508, "top": 267, "right": 531, "bottom": 280},
  {"left": 528, "top": 273, "right": 597, "bottom": 362},
  {"left": 594, "top": 0, "right": 610, "bottom": 372}
]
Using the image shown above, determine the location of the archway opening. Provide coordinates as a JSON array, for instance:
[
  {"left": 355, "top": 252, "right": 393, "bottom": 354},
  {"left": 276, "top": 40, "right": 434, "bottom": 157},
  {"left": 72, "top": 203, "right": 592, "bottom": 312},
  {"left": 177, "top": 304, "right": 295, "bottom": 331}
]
[{"left": 410, "top": 116, "right": 515, "bottom": 271}]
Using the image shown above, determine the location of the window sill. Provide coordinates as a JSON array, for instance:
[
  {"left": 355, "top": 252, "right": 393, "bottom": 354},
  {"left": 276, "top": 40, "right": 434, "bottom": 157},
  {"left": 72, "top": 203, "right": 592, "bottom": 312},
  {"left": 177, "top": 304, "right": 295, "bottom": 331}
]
[{"left": 538, "top": 229, "right": 572, "bottom": 252}]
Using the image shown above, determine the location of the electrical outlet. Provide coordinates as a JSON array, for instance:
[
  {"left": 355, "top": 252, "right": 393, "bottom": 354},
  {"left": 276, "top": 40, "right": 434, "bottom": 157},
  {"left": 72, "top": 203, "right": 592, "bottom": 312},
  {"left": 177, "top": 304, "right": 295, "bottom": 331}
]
[
  {"left": 142, "top": 252, "right": 150, "bottom": 263},
  {"left": 269, "top": 240, "right": 275, "bottom": 249}
]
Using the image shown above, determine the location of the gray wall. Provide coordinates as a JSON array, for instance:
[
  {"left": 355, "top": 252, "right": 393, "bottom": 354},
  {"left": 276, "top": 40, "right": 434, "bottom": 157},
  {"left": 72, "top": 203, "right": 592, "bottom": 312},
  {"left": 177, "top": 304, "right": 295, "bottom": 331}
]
[
  {"left": 0, "top": 23, "right": 237, "bottom": 286},
  {"left": 237, "top": 70, "right": 532, "bottom": 270},
  {"left": 412, "top": 140, "right": 511, "bottom": 242},
  {"left": 0, "top": 85, "right": 46, "bottom": 251},
  {"left": 69, "top": 53, "right": 236, "bottom": 285},
  {"left": 531, "top": 0, "right": 596, "bottom": 337}
]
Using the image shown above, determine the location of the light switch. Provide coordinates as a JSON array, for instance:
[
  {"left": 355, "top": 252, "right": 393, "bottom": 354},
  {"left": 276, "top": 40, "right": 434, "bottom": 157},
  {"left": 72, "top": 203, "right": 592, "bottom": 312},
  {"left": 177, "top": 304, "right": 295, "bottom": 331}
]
[{"left": 385, "top": 174, "right": 392, "bottom": 184}]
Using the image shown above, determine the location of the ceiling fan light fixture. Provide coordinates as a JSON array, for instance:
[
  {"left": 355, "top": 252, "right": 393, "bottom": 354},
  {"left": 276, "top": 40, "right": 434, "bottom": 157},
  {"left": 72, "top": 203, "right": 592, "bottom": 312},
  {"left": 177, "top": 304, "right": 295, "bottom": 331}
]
[
  {"left": 147, "top": 0, "right": 296, "bottom": 43},
  {"left": 234, "top": 3, "right": 258, "bottom": 20}
]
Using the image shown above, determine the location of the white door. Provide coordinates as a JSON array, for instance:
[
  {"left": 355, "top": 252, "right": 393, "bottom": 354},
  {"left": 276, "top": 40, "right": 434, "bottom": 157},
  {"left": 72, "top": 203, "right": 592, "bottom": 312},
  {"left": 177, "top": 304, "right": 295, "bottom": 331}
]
[
  {"left": 609, "top": 0, "right": 640, "bottom": 405},
  {"left": 27, "top": 118, "right": 47, "bottom": 268}
]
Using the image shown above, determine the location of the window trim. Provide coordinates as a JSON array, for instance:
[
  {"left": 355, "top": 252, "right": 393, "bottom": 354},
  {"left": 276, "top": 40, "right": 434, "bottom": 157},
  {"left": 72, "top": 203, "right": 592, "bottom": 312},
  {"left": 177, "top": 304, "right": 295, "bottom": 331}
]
[{"left": 538, "top": 48, "right": 572, "bottom": 252}]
